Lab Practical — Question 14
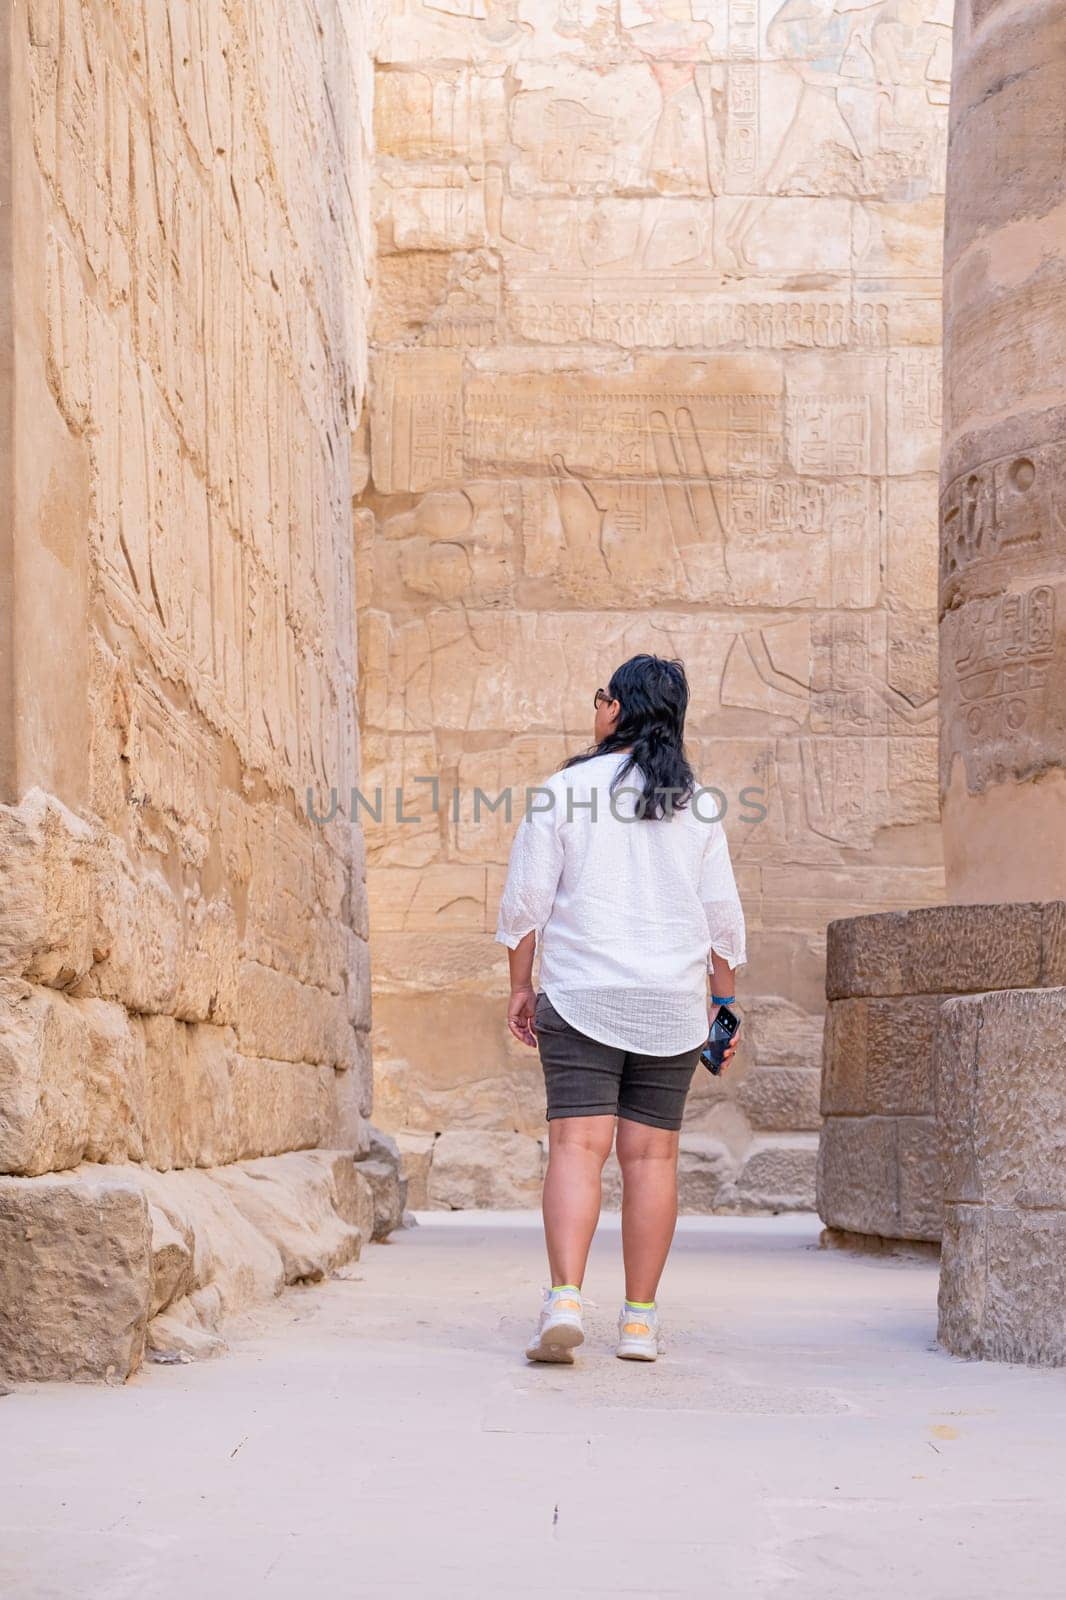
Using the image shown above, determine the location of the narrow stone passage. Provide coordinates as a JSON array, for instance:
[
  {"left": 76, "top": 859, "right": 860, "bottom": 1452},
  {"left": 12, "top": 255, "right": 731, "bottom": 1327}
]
[{"left": 3, "top": 1216, "right": 1064, "bottom": 1599}]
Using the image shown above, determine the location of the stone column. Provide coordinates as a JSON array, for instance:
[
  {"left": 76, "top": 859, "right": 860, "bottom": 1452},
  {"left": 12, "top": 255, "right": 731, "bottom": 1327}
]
[
  {"left": 820, "top": 2, "right": 1066, "bottom": 1365},
  {"left": 939, "top": 0, "right": 1066, "bottom": 903},
  {"left": 934, "top": 0, "right": 1066, "bottom": 1364}
]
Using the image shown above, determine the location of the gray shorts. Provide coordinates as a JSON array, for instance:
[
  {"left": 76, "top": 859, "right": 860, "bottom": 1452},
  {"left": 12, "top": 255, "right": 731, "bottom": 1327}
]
[{"left": 534, "top": 992, "right": 701, "bottom": 1132}]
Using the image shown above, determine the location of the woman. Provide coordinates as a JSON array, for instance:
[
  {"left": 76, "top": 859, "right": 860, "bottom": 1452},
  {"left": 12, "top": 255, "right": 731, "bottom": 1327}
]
[{"left": 495, "top": 654, "right": 746, "bottom": 1365}]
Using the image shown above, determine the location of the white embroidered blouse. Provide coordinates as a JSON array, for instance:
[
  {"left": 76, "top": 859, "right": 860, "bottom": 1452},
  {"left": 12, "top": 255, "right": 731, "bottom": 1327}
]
[{"left": 494, "top": 753, "right": 747, "bottom": 1056}]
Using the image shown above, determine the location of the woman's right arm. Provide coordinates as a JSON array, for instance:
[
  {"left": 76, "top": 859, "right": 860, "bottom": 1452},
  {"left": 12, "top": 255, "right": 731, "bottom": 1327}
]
[
  {"left": 495, "top": 791, "right": 566, "bottom": 1047},
  {"left": 494, "top": 791, "right": 566, "bottom": 951},
  {"left": 505, "top": 930, "right": 538, "bottom": 1047}
]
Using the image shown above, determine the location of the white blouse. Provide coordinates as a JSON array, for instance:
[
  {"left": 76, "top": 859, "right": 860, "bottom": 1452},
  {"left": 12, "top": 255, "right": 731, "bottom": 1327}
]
[{"left": 495, "top": 752, "right": 747, "bottom": 1056}]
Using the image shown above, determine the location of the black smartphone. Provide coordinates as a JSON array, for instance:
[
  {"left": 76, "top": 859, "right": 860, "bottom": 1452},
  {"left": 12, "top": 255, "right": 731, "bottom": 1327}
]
[{"left": 700, "top": 1005, "right": 740, "bottom": 1075}]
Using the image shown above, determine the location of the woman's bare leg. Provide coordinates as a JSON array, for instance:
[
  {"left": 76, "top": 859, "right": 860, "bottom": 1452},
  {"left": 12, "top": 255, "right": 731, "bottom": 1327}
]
[
  {"left": 542, "top": 1115, "right": 615, "bottom": 1287},
  {"left": 616, "top": 1119, "right": 681, "bottom": 1303}
]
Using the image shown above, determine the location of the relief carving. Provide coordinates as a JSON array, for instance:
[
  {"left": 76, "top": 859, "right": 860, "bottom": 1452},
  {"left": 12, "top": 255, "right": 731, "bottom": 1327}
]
[
  {"left": 940, "top": 441, "right": 1066, "bottom": 599},
  {"left": 9, "top": 0, "right": 375, "bottom": 1266},
  {"left": 948, "top": 586, "right": 1058, "bottom": 754},
  {"left": 358, "top": 0, "right": 947, "bottom": 1184}
]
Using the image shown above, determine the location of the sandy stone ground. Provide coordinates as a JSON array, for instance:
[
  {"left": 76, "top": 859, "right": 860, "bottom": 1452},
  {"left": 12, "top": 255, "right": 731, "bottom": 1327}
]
[{"left": 2, "top": 1213, "right": 1064, "bottom": 1600}]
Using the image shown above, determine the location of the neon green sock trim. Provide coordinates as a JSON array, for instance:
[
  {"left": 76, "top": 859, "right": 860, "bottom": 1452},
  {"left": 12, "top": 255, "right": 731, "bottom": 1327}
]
[
  {"left": 625, "top": 1299, "right": 655, "bottom": 1310},
  {"left": 551, "top": 1283, "right": 581, "bottom": 1294}
]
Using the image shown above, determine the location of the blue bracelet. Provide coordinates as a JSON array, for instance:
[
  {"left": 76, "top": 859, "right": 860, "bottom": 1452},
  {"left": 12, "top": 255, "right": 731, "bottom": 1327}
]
[{"left": 711, "top": 994, "right": 736, "bottom": 1006}]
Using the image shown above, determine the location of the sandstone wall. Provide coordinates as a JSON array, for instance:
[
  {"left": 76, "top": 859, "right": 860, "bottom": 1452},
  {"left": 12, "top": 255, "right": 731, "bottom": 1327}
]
[
  {"left": 359, "top": 0, "right": 951, "bottom": 1208},
  {"left": 0, "top": 0, "right": 380, "bottom": 1378}
]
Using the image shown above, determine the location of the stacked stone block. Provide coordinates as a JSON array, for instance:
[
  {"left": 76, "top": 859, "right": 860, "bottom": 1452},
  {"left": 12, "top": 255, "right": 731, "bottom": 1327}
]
[
  {"left": 938, "top": 986, "right": 1066, "bottom": 1364},
  {"left": 818, "top": 904, "right": 1066, "bottom": 1247}
]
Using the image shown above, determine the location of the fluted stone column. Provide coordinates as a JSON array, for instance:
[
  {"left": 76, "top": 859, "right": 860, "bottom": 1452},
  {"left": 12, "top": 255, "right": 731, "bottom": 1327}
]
[
  {"left": 934, "top": 0, "right": 1066, "bottom": 1364},
  {"left": 820, "top": 1, "right": 1066, "bottom": 1365},
  {"left": 939, "top": 0, "right": 1066, "bottom": 903}
]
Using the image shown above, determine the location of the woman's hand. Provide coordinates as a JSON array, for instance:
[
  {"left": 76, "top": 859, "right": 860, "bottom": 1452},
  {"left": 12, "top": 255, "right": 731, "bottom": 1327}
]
[
  {"left": 708, "top": 954, "right": 740, "bottom": 1072},
  {"left": 708, "top": 1001, "right": 741, "bottom": 1073},
  {"left": 507, "top": 984, "right": 539, "bottom": 1048}
]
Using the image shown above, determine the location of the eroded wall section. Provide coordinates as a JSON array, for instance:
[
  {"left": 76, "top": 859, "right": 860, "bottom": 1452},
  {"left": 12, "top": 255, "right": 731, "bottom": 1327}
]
[
  {"left": 358, "top": 0, "right": 950, "bottom": 1211},
  {"left": 0, "top": 0, "right": 376, "bottom": 1378}
]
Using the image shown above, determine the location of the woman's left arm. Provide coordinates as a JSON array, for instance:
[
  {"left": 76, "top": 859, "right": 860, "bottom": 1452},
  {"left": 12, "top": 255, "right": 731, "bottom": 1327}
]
[
  {"left": 697, "top": 821, "right": 747, "bottom": 977},
  {"left": 699, "top": 823, "right": 747, "bottom": 1068}
]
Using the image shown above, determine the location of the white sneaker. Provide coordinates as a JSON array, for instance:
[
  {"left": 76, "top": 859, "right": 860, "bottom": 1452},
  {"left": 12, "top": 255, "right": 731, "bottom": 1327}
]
[
  {"left": 616, "top": 1304, "right": 660, "bottom": 1361},
  {"left": 525, "top": 1287, "right": 585, "bottom": 1363}
]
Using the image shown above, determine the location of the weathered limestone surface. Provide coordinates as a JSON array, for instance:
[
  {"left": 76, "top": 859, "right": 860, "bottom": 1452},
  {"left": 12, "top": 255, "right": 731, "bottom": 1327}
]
[
  {"left": 937, "top": 989, "right": 1066, "bottom": 1365},
  {"left": 427, "top": 1130, "right": 544, "bottom": 1211},
  {"left": 413, "top": 1125, "right": 817, "bottom": 1216},
  {"left": 818, "top": 904, "right": 1066, "bottom": 1247},
  {"left": 825, "top": 902, "right": 1066, "bottom": 1001},
  {"left": 356, "top": 1127, "right": 409, "bottom": 1238},
  {"left": 0, "top": 1171, "right": 151, "bottom": 1383},
  {"left": 0, "top": 1151, "right": 381, "bottom": 1382},
  {"left": 939, "top": 0, "right": 1066, "bottom": 903},
  {"left": 360, "top": 1, "right": 951, "bottom": 1207},
  {"left": 0, "top": 0, "right": 387, "bottom": 1376}
]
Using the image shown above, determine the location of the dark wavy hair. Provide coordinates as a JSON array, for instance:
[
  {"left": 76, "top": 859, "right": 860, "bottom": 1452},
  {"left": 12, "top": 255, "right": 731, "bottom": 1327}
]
[{"left": 564, "top": 654, "right": 695, "bottom": 820}]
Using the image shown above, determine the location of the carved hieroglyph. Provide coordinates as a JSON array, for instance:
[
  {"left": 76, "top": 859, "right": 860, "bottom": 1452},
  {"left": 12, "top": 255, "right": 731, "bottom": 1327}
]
[
  {"left": 0, "top": 0, "right": 379, "bottom": 1376},
  {"left": 939, "top": 0, "right": 1066, "bottom": 902},
  {"left": 933, "top": 0, "right": 1066, "bottom": 1367},
  {"left": 359, "top": 0, "right": 951, "bottom": 1207}
]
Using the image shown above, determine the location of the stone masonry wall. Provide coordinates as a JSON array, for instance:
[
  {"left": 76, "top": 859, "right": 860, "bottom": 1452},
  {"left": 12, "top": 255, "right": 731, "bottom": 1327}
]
[
  {"left": 0, "top": 0, "right": 381, "bottom": 1379},
  {"left": 358, "top": 0, "right": 952, "bottom": 1209},
  {"left": 817, "top": 901, "right": 1066, "bottom": 1248}
]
